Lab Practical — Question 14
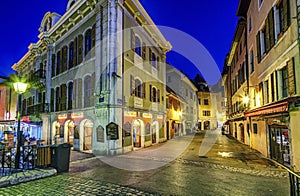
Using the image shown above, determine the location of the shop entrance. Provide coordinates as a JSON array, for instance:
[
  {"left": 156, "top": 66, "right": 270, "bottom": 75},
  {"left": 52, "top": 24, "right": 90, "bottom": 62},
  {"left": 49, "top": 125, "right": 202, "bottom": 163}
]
[
  {"left": 133, "top": 120, "right": 141, "bottom": 147},
  {"left": 83, "top": 120, "right": 93, "bottom": 151},
  {"left": 269, "top": 126, "right": 290, "bottom": 165}
]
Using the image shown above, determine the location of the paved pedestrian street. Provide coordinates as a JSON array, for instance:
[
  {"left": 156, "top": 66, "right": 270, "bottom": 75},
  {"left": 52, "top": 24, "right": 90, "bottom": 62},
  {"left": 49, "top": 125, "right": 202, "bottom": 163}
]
[{"left": 0, "top": 174, "right": 155, "bottom": 196}]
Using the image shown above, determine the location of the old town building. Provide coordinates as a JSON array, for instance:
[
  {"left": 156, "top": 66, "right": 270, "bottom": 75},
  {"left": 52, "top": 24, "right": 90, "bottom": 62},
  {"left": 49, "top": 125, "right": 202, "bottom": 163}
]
[
  {"left": 224, "top": 0, "right": 300, "bottom": 170},
  {"left": 166, "top": 64, "right": 198, "bottom": 138},
  {"left": 12, "top": 0, "right": 171, "bottom": 155}
]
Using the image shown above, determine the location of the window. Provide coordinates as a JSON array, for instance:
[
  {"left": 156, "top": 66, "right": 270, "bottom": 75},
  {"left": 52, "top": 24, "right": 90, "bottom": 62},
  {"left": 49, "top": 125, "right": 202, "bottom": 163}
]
[
  {"left": 203, "top": 110, "right": 211, "bottom": 116},
  {"left": 150, "top": 85, "right": 160, "bottom": 102},
  {"left": 135, "top": 36, "right": 142, "bottom": 56},
  {"left": 85, "top": 29, "right": 92, "bottom": 56},
  {"left": 253, "top": 123, "right": 258, "bottom": 134},
  {"left": 258, "top": 0, "right": 264, "bottom": 8},
  {"left": 62, "top": 46, "right": 68, "bottom": 72},
  {"left": 152, "top": 52, "right": 157, "bottom": 68},
  {"left": 204, "top": 99, "right": 209, "bottom": 105},
  {"left": 249, "top": 50, "right": 254, "bottom": 73},
  {"left": 51, "top": 54, "right": 55, "bottom": 77},
  {"left": 256, "top": 29, "right": 266, "bottom": 62},
  {"left": 198, "top": 99, "right": 201, "bottom": 105},
  {"left": 134, "top": 79, "right": 142, "bottom": 98},
  {"left": 271, "top": 73, "right": 275, "bottom": 102},
  {"left": 248, "top": 17, "right": 252, "bottom": 32},
  {"left": 274, "top": 0, "right": 291, "bottom": 41}
]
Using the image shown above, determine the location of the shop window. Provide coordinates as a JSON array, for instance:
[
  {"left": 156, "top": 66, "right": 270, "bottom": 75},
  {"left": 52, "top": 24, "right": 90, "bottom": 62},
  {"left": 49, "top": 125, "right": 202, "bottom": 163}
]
[
  {"left": 124, "top": 122, "right": 131, "bottom": 137},
  {"left": 146, "top": 123, "right": 151, "bottom": 135}
]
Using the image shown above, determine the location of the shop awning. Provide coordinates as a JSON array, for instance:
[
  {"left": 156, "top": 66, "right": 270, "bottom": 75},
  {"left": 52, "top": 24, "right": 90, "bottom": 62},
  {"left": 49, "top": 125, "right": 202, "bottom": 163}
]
[{"left": 244, "top": 101, "right": 288, "bottom": 117}]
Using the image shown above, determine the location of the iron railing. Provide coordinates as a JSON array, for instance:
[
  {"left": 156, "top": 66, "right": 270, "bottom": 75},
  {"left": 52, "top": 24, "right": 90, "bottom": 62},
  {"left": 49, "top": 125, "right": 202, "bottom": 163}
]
[{"left": 0, "top": 144, "right": 51, "bottom": 177}]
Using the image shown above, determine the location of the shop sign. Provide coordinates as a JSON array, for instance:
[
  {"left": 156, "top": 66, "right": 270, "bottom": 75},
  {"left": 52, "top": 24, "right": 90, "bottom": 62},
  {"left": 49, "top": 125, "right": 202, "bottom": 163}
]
[
  {"left": 157, "top": 115, "right": 163, "bottom": 120},
  {"left": 71, "top": 112, "right": 84, "bottom": 119},
  {"left": 106, "top": 122, "right": 119, "bottom": 140},
  {"left": 124, "top": 111, "right": 137, "bottom": 117},
  {"left": 57, "top": 114, "right": 67, "bottom": 120},
  {"left": 142, "top": 113, "right": 152, "bottom": 119}
]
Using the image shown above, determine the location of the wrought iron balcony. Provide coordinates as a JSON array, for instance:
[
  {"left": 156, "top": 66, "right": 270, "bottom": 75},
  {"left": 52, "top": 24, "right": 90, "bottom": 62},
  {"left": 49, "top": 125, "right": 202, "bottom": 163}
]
[{"left": 31, "top": 69, "right": 46, "bottom": 80}]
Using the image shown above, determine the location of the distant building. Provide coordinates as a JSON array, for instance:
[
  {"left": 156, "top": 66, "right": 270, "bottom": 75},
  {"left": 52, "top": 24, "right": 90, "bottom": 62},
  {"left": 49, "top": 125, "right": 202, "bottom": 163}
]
[
  {"left": 166, "top": 64, "right": 198, "bottom": 136},
  {"left": 12, "top": 0, "right": 171, "bottom": 155}
]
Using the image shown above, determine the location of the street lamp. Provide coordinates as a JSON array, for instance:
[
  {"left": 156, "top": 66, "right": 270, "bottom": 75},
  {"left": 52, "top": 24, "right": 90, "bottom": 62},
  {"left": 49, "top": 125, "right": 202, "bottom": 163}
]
[{"left": 13, "top": 81, "right": 28, "bottom": 169}]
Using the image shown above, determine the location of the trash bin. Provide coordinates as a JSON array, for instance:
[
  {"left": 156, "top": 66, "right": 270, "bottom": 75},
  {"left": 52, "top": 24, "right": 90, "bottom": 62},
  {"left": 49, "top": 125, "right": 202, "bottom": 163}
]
[{"left": 50, "top": 143, "right": 71, "bottom": 173}]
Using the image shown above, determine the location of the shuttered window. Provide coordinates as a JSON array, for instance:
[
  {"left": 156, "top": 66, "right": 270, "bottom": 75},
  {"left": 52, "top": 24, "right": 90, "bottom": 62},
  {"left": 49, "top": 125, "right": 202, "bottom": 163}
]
[
  {"left": 62, "top": 46, "right": 68, "bottom": 72},
  {"left": 74, "top": 37, "right": 78, "bottom": 66},
  {"left": 56, "top": 51, "right": 61, "bottom": 75},
  {"left": 78, "top": 35, "right": 83, "bottom": 64},
  {"left": 51, "top": 54, "right": 55, "bottom": 77},
  {"left": 85, "top": 29, "right": 92, "bottom": 56},
  {"left": 61, "top": 84, "right": 67, "bottom": 111},
  {"left": 69, "top": 42, "right": 74, "bottom": 69}
]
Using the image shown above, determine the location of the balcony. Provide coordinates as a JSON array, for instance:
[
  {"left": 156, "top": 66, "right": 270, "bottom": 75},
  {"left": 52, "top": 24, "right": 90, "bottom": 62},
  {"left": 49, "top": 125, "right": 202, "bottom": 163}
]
[
  {"left": 23, "top": 103, "right": 49, "bottom": 116},
  {"left": 31, "top": 69, "right": 46, "bottom": 80},
  {"left": 134, "top": 53, "right": 143, "bottom": 69}
]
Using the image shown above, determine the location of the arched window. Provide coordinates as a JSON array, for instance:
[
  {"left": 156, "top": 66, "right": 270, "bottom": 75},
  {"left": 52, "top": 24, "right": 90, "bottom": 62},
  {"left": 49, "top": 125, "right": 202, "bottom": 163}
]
[
  {"left": 68, "top": 82, "right": 73, "bottom": 110},
  {"left": 85, "top": 29, "right": 92, "bottom": 56},
  {"left": 135, "top": 36, "right": 142, "bottom": 56},
  {"left": 84, "top": 75, "right": 92, "bottom": 107},
  {"left": 150, "top": 86, "right": 160, "bottom": 102}
]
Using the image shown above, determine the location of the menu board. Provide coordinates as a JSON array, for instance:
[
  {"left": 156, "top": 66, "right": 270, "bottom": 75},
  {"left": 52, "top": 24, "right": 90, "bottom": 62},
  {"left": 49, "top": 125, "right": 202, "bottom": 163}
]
[{"left": 106, "top": 122, "right": 119, "bottom": 140}]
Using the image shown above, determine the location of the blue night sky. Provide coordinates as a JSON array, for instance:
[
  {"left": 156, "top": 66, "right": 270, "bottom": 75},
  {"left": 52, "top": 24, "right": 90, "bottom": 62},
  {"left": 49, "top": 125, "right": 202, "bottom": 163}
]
[{"left": 0, "top": 0, "right": 239, "bottom": 80}]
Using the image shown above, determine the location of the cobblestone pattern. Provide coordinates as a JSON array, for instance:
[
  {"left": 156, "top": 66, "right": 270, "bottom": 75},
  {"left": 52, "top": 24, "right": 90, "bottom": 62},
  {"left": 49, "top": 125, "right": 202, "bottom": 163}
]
[
  {"left": 178, "top": 159, "right": 288, "bottom": 178},
  {"left": 0, "top": 175, "right": 156, "bottom": 196}
]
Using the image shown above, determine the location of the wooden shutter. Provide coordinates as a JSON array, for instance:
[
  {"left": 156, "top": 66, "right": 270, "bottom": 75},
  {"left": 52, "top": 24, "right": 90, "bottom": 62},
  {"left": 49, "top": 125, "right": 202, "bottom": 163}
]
[
  {"left": 157, "top": 89, "right": 160, "bottom": 103},
  {"left": 56, "top": 51, "right": 60, "bottom": 75},
  {"left": 157, "top": 56, "right": 160, "bottom": 70},
  {"left": 256, "top": 33, "right": 261, "bottom": 63},
  {"left": 51, "top": 54, "right": 55, "bottom": 77},
  {"left": 149, "top": 48, "right": 152, "bottom": 62},
  {"left": 63, "top": 46, "right": 67, "bottom": 72},
  {"left": 283, "top": 0, "right": 290, "bottom": 31},
  {"left": 265, "top": 17, "right": 270, "bottom": 53},
  {"left": 51, "top": 88, "right": 54, "bottom": 112},
  {"left": 73, "top": 80, "right": 76, "bottom": 109},
  {"left": 61, "top": 84, "right": 67, "bottom": 111},
  {"left": 142, "top": 43, "right": 146, "bottom": 60},
  {"left": 287, "top": 58, "right": 295, "bottom": 95},
  {"left": 131, "top": 29, "right": 135, "bottom": 51},
  {"left": 78, "top": 35, "right": 83, "bottom": 64},
  {"left": 142, "top": 82, "right": 146, "bottom": 98},
  {"left": 78, "top": 79, "right": 82, "bottom": 108},
  {"left": 60, "top": 49, "right": 63, "bottom": 73},
  {"left": 74, "top": 37, "right": 78, "bottom": 66},
  {"left": 268, "top": 9, "right": 275, "bottom": 48},
  {"left": 91, "top": 73, "right": 95, "bottom": 106},
  {"left": 149, "top": 85, "right": 152, "bottom": 101},
  {"left": 92, "top": 24, "right": 96, "bottom": 48}
]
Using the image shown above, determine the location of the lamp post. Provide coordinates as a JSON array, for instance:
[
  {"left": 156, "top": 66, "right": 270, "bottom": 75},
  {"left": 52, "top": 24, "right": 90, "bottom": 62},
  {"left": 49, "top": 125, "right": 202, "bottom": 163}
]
[{"left": 13, "top": 82, "right": 28, "bottom": 169}]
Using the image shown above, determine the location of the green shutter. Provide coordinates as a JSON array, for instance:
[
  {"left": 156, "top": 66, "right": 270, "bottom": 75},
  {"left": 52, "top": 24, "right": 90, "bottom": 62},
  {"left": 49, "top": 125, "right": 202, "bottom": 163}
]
[
  {"left": 268, "top": 9, "right": 275, "bottom": 48},
  {"left": 74, "top": 37, "right": 78, "bottom": 66},
  {"left": 283, "top": 0, "right": 289, "bottom": 31},
  {"left": 265, "top": 16, "right": 270, "bottom": 53},
  {"left": 149, "top": 84, "right": 152, "bottom": 101},
  {"left": 287, "top": 57, "right": 295, "bottom": 95},
  {"left": 256, "top": 32, "right": 261, "bottom": 63},
  {"left": 78, "top": 35, "right": 83, "bottom": 64}
]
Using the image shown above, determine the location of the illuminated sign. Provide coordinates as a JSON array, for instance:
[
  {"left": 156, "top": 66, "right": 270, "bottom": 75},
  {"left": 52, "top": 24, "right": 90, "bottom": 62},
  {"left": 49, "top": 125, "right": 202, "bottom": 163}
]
[
  {"left": 124, "top": 111, "right": 137, "bottom": 117},
  {"left": 142, "top": 113, "right": 153, "bottom": 119},
  {"left": 71, "top": 112, "right": 84, "bottom": 119},
  {"left": 57, "top": 114, "right": 67, "bottom": 120}
]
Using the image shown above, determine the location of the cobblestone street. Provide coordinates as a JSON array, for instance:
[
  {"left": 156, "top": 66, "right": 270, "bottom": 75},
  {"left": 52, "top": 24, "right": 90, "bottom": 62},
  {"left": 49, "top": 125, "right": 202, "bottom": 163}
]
[
  {"left": 0, "top": 175, "right": 155, "bottom": 196},
  {"left": 0, "top": 131, "right": 290, "bottom": 195}
]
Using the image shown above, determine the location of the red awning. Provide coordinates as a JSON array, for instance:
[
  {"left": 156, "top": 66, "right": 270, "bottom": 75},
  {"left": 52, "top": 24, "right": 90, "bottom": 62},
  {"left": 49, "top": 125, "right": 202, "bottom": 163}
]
[{"left": 244, "top": 101, "right": 288, "bottom": 117}]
